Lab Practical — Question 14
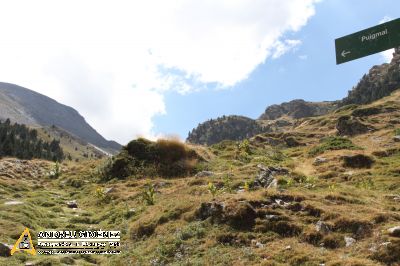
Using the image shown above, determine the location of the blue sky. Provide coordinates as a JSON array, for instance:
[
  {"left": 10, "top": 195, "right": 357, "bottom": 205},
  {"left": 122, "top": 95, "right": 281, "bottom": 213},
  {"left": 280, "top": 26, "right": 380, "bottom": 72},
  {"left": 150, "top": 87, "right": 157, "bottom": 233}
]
[
  {"left": 153, "top": 0, "right": 400, "bottom": 139},
  {"left": 0, "top": 1, "right": 399, "bottom": 144}
]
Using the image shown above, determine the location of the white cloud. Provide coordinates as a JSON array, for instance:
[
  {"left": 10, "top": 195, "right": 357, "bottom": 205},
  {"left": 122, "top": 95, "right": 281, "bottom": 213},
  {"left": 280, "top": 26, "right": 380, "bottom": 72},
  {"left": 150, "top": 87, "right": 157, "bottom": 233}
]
[
  {"left": 379, "top": 16, "right": 393, "bottom": 24},
  {"left": 381, "top": 49, "right": 394, "bottom": 63},
  {"left": 299, "top": 54, "right": 308, "bottom": 60},
  {"left": 0, "top": 0, "right": 319, "bottom": 144},
  {"left": 271, "top": 40, "right": 302, "bottom": 59},
  {"left": 379, "top": 16, "right": 394, "bottom": 63}
]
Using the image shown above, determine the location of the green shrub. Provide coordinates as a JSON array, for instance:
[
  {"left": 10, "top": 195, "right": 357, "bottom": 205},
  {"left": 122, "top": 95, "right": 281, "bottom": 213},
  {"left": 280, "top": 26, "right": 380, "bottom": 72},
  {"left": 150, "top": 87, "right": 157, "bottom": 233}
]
[
  {"left": 208, "top": 182, "right": 218, "bottom": 199},
  {"left": 48, "top": 161, "right": 61, "bottom": 178},
  {"left": 309, "top": 136, "right": 360, "bottom": 156},
  {"left": 100, "top": 138, "right": 201, "bottom": 180},
  {"left": 394, "top": 128, "right": 400, "bottom": 136},
  {"left": 94, "top": 187, "right": 110, "bottom": 204},
  {"left": 142, "top": 184, "right": 156, "bottom": 205}
]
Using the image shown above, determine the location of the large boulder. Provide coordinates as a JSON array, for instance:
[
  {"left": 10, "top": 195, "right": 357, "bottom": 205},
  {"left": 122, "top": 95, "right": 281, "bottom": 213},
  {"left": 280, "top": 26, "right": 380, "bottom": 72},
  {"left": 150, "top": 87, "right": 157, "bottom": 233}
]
[{"left": 336, "top": 116, "right": 372, "bottom": 136}]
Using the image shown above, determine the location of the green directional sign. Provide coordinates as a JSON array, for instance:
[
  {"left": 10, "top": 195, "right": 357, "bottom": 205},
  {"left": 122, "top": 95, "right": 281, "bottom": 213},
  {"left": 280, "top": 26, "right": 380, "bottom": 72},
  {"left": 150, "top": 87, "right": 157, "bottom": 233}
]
[{"left": 335, "top": 18, "right": 400, "bottom": 64}]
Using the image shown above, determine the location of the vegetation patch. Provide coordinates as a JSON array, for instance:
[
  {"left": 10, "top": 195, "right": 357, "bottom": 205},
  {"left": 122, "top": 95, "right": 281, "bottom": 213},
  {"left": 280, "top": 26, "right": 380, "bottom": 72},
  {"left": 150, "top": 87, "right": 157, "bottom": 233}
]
[
  {"left": 100, "top": 138, "right": 201, "bottom": 180},
  {"left": 309, "top": 136, "right": 360, "bottom": 156}
]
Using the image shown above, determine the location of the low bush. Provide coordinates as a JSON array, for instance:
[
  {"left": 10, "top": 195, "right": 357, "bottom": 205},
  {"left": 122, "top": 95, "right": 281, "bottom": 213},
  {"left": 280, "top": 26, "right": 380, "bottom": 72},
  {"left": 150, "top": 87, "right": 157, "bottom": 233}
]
[
  {"left": 309, "top": 136, "right": 360, "bottom": 156},
  {"left": 99, "top": 138, "right": 201, "bottom": 180}
]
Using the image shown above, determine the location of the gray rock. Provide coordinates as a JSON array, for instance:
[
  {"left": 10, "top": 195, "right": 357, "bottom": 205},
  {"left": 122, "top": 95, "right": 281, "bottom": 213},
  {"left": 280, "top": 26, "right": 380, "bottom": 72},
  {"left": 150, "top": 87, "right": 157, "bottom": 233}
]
[
  {"left": 104, "top": 187, "right": 114, "bottom": 194},
  {"left": 344, "top": 236, "right": 356, "bottom": 247},
  {"left": 313, "top": 157, "right": 328, "bottom": 165},
  {"left": 66, "top": 200, "right": 78, "bottom": 208},
  {"left": 251, "top": 239, "right": 264, "bottom": 248},
  {"left": 336, "top": 115, "right": 372, "bottom": 136},
  {"left": 267, "top": 178, "right": 278, "bottom": 189},
  {"left": 195, "top": 202, "right": 224, "bottom": 221},
  {"left": 0, "top": 243, "right": 11, "bottom": 257},
  {"left": 195, "top": 171, "right": 214, "bottom": 178},
  {"left": 388, "top": 226, "right": 400, "bottom": 237},
  {"left": 315, "top": 220, "right": 330, "bottom": 235},
  {"left": 254, "top": 164, "right": 288, "bottom": 188},
  {"left": 393, "top": 136, "right": 400, "bottom": 142},
  {"left": 3, "top": 200, "right": 23, "bottom": 205}
]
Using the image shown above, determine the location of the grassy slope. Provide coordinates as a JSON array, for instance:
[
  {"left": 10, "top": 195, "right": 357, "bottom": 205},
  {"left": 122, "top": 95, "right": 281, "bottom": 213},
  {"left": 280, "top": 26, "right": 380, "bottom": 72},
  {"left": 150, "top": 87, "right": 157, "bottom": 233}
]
[
  {"left": 1, "top": 91, "right": 400, "bottom": 265},
  {"left": 36, "top": 126, "right": 111, "bottom": 162}
]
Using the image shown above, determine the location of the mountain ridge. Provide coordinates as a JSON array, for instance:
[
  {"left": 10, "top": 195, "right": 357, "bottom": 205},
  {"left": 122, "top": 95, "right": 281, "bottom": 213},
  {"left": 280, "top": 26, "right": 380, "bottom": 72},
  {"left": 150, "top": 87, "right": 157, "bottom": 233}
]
[
  {"left": 187, "top": 47, "right": 400, "bottom": 145},
  {"left": 0, "top": 82, "right": 121, "bottom": 153}
]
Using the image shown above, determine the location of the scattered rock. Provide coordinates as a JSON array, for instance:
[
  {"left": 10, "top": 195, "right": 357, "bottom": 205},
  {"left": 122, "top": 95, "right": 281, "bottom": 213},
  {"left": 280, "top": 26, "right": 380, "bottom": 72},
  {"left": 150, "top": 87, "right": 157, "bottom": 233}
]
[
  {"left": 195, "top": 202, "right": 224, "bottom": 222},
  {"left": 342, "top": 154, "right": 374, "bottom": 168},
  {"left": 388, "top": 226, "right": 400, "bottom": 237},
  {"left": 265, "top": 214, "right": 280, "bottom": 221},
  {"left": 195, "top": 171, "right": 214, "bottom": 178},
  {"left": 267, "top": 178, "right": 278, "bottom": 189},
  {"left": 370, "top": 240, "right": 400, "bottom": 265},
  {"left": 3, "top": 200, "right": 23, "bottom": 205},
  {"left": 254, "top": 164, "right": 289, "bottom": 188},
  {"left": 275, "top": 199, "right": 290, "bottom": 207},
  {"left": 104, "top": 187, "right": 114, "bottom": 194},
  {"left": 336, "top": 115, "right": 373, "bottom": 136},
  {"left": 251, "top": 239, "right": 264, "bottom": 248},
  {"left": 66, "top": 200, "right": 78, "bottom": 208},
  {"left": 393, "top": 136, "right": 400, "bottom": 142},
  {"left": 315, "top": 221, "right": 330, "bottom": 235},
  {"left": 284, "top": 136, "right": 303, "bottom": 147},
  {"left": 344, "top": 236, "right": 356, "bottom": 247},
  {"left": 313, "top": 157, "right": 328, "bottom": 166},
  {"left": 0, "top": 243, "right": 11, "bottom": 257},
  {"left": 195, "top": 201, "right": 257, "bottom": 230}
]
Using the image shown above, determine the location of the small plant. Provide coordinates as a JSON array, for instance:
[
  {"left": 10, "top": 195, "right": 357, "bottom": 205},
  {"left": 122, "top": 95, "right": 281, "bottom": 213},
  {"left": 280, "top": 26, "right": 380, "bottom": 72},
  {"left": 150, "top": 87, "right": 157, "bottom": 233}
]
[
  {"left": 356, "top": 177, "right": 374, "bottom": 190},
  {"left": 277, "top": 176, "right": 294, "bottom": 188},
  {"left": 142, "top": 184, "right": 156, "bottom": 205},
  {"left": 301, "top": 175, "right": 318, "bottom": 189},
  {"left": 208, "top": 182, "right": 218, "bottom": 199},
  {"left": 394, "top": 128, "right": 400, "bottom": 136},
  {"left": 223, "top": 173, "right": 233, "bottom": 193},
  {"left": 49, "top": 161, "right": 61, "bottom": 178},
  {"left": 243, "top": 181, "right": 250, "bottom": 192},
  {"left": 328, "top": 184, "right": 337, "bottom": 192},
  {"left": 235, "top": 140, "right": 252, "bottom": 162}
]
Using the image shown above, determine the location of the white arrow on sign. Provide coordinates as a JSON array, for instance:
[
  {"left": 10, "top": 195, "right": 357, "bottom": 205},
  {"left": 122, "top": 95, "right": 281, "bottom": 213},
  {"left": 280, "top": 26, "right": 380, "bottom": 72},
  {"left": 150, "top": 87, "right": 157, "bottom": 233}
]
[{"left": 341, "top": 50, "right": 351, "bottom": 57}]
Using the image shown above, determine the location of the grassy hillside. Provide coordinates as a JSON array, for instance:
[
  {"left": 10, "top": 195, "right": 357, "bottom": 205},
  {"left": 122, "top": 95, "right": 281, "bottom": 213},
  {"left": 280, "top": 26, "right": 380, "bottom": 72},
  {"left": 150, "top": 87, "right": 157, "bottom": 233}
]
[
  {"left": 1, "top": 91, "right": 400, "bottom": 265},
  {"left": 36, "top": 125, "right": 111, "bottom": 162}
]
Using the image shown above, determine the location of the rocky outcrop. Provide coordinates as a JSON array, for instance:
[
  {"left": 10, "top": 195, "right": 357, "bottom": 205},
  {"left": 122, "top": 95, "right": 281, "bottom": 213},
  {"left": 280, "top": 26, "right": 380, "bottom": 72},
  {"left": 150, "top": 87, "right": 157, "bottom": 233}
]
[
  {"left": 259, "top": 99, "right": 337, "bottom": 120},
  {"left": 336, "top": 116, "right": 373, "bottom": 136},
  {"left": 254, "top": 164, "right": 288, "bottom": 188},
  {"left": 341, "top": 47, "right": 400, "bottom": 106},
  {"left": 195, "top": 201, "right": 257, "bottom": 230},
  {"left": 187, "top": 115, "right": 264, "bottom": 145}
]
